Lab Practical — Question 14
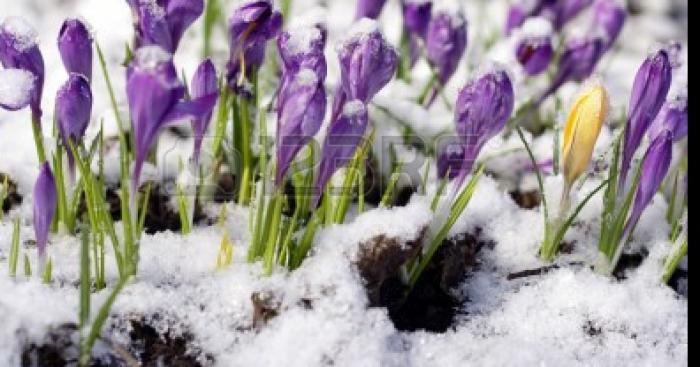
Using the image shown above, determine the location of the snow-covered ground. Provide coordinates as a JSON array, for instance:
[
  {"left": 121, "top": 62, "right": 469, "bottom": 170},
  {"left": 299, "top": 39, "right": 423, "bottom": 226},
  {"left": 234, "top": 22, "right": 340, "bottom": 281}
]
[{"left": 0, "top": 0, "right": 688, "bottom": 366}]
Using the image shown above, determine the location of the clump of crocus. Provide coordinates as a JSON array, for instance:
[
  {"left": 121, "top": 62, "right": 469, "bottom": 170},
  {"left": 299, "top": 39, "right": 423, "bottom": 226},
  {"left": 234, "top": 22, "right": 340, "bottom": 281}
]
[
  {"left": 424, "top": 9, "right": 467, "bottom": 106},
  {"left": 356, "top": 0, "right": 388, "bottom": 20},
  {"left": 190, "top": 59, "right": 218, "bottom": 164},
  {"left": 0, "top": 16, "right": 47, "bottom": 162},
  {"left": 619, "top": 48, "right": 673, "bottom": 189},
  {"left": 539, "top": 82, "right": 608, "bottom": 261},
  {"left": 126, "top": 0, "right": 204, "bottom": 53},
  {"left": 56, "top": 73, "right": 93, "bottom": 177},
  {"left": 514, "top": 17, "right": 554, "bottom": 76},
  {"left": 33, "top": 162, "right": 57, "bottom": 261},
  {"left": 126, "top": 46, "right": 217, "bottom": 195},
  {"left": 57, "top": 18, "right": 93, "bottom": 81},
  {"left": 597, "top": 130, "right": 674, "bottom": 274},
  {"left": 591, "top": 0, "right": 626, "bottom": 51},
  {"left": 452, "top": 68, "right": 514, "bottom": 189},
  {"left": 226, "top": 0, "right": 282, "bottom": 90}
]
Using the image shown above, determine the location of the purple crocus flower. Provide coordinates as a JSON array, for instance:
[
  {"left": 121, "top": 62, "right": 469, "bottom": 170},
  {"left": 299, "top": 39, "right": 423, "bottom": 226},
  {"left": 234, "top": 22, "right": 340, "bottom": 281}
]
[
  {"left": 452, "top": 69, "right": 514, "bottom": 187},
  {"left": 403, "top": 0, "right": 432, "bottom": 37},
  {"left": 315, "top": 100, "right": 368, "bottom": 202},
  {"left": 539, "top": 36, "right": 605, "bottom": 103},
  {"left": 516, "top": 37, "right": 553, "bottom": 75},
  {"left": 33, "top": 162, "right": 57, "bottom": 259},
  {"left": 592, "top": 0, "right": 626, "bottom": 50},
  {"left": 276, "top": 68, "right": 326, "bottom": 185},
  {"left": 0, "top": 17, "right": 45, "bottom": 118},
  {"left": 620, "top": 49, "right": 673, "bottom": 188},
  {"left": 56, "top": 73, "right": 93, "bottom": 176},
  {"left": 356, "top": 0, "right": 388, "bottom": 20},
  {"left": 190, "top": 59, "right": 219, "bottom": 164},
  {"left": 620, "top": 130, "right": 673, "bottom": 244},
  {"left": 277, "top": 25, "right": 327, "bottom": 110},
  {"left": 126, "top": 46, "right": 217, "bottom": 191},
  {"left": 647, "top": 93, "right": 688, "bottom": 142},
  {"left": 58, "top": 18, "right": 93, "bottom": 81},
  {"left": 127, "top": 0, "right": 204, "bottom": 53},
  {"left": 332, "top": 19, "right": 398, "bottom": 121},
  {"left": 425, "top": 10, "right": 467, "bottom": 105},
  {"left": 226, "top": 0, "right": 282, "bottom": 89}
]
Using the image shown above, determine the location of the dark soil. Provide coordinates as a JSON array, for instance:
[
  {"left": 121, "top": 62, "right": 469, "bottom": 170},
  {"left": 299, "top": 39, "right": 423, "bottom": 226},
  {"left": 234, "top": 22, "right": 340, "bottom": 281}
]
[
  {"left": 21, "top": 323, "right": 80, "bottom": 367},
  {"left": 357, "top": 230, "right": 493, "bottom": 333},
  {"left": 251, "top": 291, "right": 282, "bottom": 328},
  {"left": 668, "top": 267, "right": 688, "bottom": 297},
  {"left": 509, "top": 190, "right": 541, "bottom": 209},
  {"left": 612, "top": 249, "right": 649, "bottom": 280},
  {"left": 1, "top": 172, "right": 23, "bottom": 214}
]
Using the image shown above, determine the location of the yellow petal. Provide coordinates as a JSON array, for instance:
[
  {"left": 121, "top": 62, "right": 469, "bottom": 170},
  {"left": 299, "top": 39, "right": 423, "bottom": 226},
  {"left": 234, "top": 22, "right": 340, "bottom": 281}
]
[{"left": 561, "top": 83, "right": 609, "bottom": 185}]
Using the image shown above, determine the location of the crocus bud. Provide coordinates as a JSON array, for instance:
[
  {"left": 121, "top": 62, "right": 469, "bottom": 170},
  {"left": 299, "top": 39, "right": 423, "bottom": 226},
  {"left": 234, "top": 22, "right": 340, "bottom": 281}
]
[
  {"left": 227, "top": 0, "right": 282, "bottom": 89},
  {"left": 315, "top": 100, "right": 368, "bottom": 202},
  {"left": 128, "top": 0, "right": 204, "bottom": 53},
  {"left": 190, "top": 59, "right": 219, "bottom": 164},
  {"left": 403, "top": 0, "right": 433, "bottom": 37},
  {"left": 356, "top": 0, "right": 387, "bottom": 20},
  {"left": 647, "top": 90, "right": 687, "bottom": 142},
  {"left": 277, "top": 25, "right": 327, "bottom": 110},
  {"left": 620, "top": 49, "right": 673, "bottom": 187},
  {"left": 58, "top": 18, "right": 93, "bottom": 81},
  {"left": 127, "top": 46, "right": 217, "bottom": 191},
  {"left": 425, "top": 10, "right": 467, "bottom": 91},
  {"left": 332, "top": 19, "right": 397, "bottom": 121},
  {"left": 621, "top": 130, "right": 673, "bottom": 244},
  {"left": 540, "top": 37, "right": 605, "bottom": 103},
  {"left": 276, "top": 68, "right": 326, "bottom": 185},
  {"left": 56, "top": 73, "right": 93, "bottom": 176},
  {"left": 338, "top": 19, "right": 398, "bottom": 103},
  {"left": 33, "top": 162, "right": 57, "bottom": 259},
  {"left": 0, "top": 17, "right": 45, "bottom": 117},
  {"left": 453, "top": 68, "right": 514, "bottom": 187},
  {"left": 592, "top": 0, "right": 626, "bottom": 50},
  {"left": 514, "top": 18, "right": 554, "bottom": 76},
  {"left": 561, "top": 83, "right": 609, "bottom": 186}
]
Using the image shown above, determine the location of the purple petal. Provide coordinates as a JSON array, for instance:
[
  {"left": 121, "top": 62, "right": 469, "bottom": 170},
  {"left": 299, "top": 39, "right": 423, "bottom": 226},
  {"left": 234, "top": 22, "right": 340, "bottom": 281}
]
[
  {"left": 127, "top": 46, "right": 184, "bottom": 188},
  {"left": 356, "top": 0, "right": 388, "bottom": 20},
  {"left": 190, "top": 59, "right": 219, "bottom": 162},
  {"left": 33, "top": 162, "right": 57, "bottom": 258},
  {"left": 516, "top": 36, "right": 553, "bottom": 76},
  {"left": 315, "top": 100, "right": 369, "bottom": 203},
  {"left": 592, "top": 0, "right": 626, "bottom": 50},
  {"left": 425, "top": 11, "right": 467, "bottom": 87},
  {"left": 540, "top": 36, "right": 605, "bottom": 103},
  {"left": 622, "top": 130, "right": 673, "bottom": 239},
  {"left": 647, "top": 93, "right": 688, "bottom": 142},
  {"left": 621, "top": 49, "right": 673, "bottom": 186},
  {"left": 0, "top": 17, "right": 45, "bottom": 117},
  {"left": 165, "top": 0, "right": 204, "bottom": 50},
  {"left": 56, "top": 73, "right": 92, "bottom": 173},
  {"left": 437, "top": 138, "right": 465, "bottom": 180},
  {"left": 276, "top": 69, "right": 326, "bottom": 184},
  {"left": 453, "top": 69, "right": 514, "bottom": 185},
  {"left": 58, "top": 18, "right": 93, "bottom": 81},
  {"left": 403, "top": 0, "right": 433, "bottom": 38}
]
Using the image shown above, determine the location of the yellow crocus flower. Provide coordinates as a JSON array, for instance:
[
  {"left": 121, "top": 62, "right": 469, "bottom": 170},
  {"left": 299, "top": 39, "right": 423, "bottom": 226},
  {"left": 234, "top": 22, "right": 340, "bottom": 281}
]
[{"left": 561, "top": 83, "right": 609, "bottom": 186}]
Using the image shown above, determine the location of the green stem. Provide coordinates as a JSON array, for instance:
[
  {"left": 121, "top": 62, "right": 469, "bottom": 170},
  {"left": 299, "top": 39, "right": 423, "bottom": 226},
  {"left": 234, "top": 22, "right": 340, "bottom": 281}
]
[
  {"left": 662, "top": 236, "right": 688, "bottom": 284},
  {"left": 31, "top": 114, "right": 46, "bottom": 163}
]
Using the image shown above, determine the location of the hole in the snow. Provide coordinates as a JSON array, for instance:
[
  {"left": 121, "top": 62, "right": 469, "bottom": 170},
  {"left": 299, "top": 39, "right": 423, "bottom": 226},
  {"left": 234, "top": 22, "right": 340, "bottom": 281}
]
[
  {"left": 358, "top": 230, "right": 491, "bottom": 333},
  {"left": 1, "top": 172, "right": 23, "bottom": 214}
]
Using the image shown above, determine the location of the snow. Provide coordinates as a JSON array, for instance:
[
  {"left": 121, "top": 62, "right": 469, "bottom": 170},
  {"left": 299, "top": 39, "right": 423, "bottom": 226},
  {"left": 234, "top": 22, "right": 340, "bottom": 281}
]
[
  {"left": 0, "top": 0, "right": 688, "bottom": 365},
  {"left": 294, "top": 68, "right": 318, "bottom": 87},
  {"left": 133, "top": 45, "right": 173, "bottom": 70},
  {"left": 284, "top": 26, "right": 323, "bottom": 55},
  {"left": 342, "top": 99, "right": 366, "bottom": 118},
  {"left": 0, "top": 68, "right": 34, "bottom": 109},
  {"left": 0, "top": 16, "right": 38, "bottom": 51},
  {"left": 516, "top": 16, "right": 553, "bottom": 38}
]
